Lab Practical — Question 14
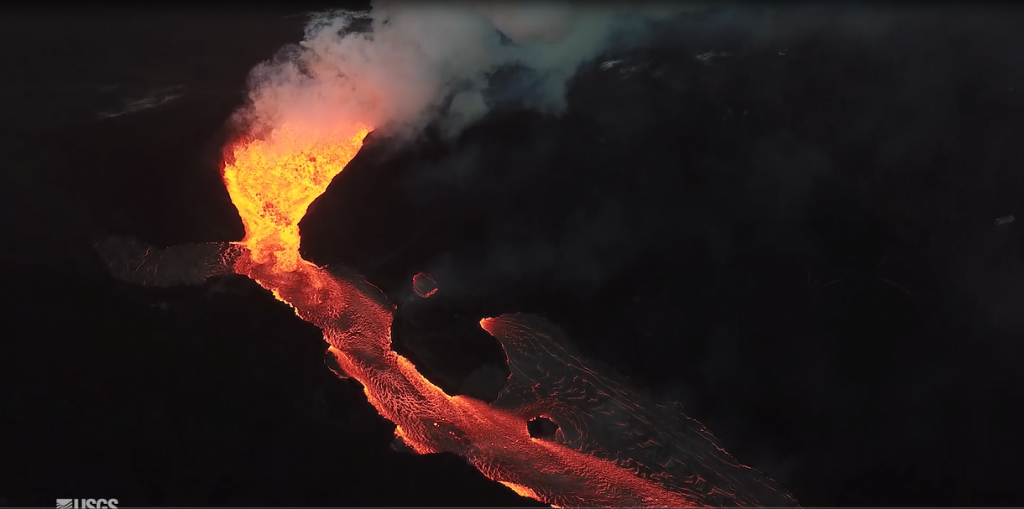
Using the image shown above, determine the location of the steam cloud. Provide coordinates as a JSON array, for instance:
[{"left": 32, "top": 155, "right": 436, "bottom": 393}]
[{"left": 236, "top": 1, "right": 707, "bottom": 142}]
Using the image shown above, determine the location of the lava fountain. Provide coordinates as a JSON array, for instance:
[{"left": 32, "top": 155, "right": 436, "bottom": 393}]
[
  {"left": 96, "top": 123, "right": 797, "bottom": 507},
  {"left": 222, "top": 123, "right": 371, "bottom": 272}
]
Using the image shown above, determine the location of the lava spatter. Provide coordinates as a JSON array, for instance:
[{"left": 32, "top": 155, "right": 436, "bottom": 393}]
[{"left": 96, "top": 124, "right": 797, "bottom": 508}]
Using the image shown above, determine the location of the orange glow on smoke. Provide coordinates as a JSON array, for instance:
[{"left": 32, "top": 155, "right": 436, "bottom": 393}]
[{"left": 218, "top": 125, "right": 730, "bottom": 507}]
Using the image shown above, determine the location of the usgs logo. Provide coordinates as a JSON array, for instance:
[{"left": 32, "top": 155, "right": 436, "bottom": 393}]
[{"left": 57, "top": 499, "right": 119, "bottom": 509}]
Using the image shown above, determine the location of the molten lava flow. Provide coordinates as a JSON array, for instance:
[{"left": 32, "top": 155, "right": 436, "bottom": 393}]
[
  {"left": 212, "top": 124, "right": 796, "bottom": 508},
  {"left": 223, "top": 123, "right": 370, "bottom": 271}
]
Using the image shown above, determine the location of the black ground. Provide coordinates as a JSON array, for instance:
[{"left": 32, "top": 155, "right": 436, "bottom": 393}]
[{"left": 3, "top": 5, "right": 1024, "bottom": 508}]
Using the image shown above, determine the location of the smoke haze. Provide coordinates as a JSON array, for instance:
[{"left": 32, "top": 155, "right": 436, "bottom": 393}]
[{"left": 236, "top": 1, "right": 707, "bottom": 142}]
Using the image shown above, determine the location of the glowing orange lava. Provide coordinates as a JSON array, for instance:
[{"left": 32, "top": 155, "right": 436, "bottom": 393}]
[
  {"left": 223, "top": 123, "right": 371, "bottom": 271},
  {"left": 217, "top": 124, "right": 790, "bottom": 508}
]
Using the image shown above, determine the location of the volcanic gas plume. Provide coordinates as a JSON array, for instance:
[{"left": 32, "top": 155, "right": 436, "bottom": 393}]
[
  {"left": 236, "top": 3, "right": 709, "bottom": 144},
  {"left": 95, "top": 4, "right": 799, "bottom": 507}
]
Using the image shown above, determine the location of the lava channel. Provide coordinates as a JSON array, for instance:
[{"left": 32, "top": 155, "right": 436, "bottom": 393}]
[{"left": 95, "top": 123, "right": 798, "bottom": 508}]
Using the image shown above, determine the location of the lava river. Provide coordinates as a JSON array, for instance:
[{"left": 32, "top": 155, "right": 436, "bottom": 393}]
[{"left": 96, "top": 123, "right": 798, "bottom": 508}]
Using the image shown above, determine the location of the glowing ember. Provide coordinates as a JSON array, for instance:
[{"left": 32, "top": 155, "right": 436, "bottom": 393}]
[
  {"left": 412, "top": 271, "right": 438, "bottom": 298},
  {"left": 98, "top": 122, "right": 796, "bottom": 507}
]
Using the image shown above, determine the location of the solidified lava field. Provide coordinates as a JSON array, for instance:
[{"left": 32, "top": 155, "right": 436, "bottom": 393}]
[{"left": 3, "top": 5, "right": 1024, "bottom": 508}]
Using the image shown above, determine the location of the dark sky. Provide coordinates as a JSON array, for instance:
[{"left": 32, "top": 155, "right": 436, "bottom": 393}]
[{"left": 3, "top": 5, "right": 1023, "bottom": 508}]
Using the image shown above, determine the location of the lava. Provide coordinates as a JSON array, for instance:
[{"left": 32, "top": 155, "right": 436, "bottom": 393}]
[
  {"left": 215, "top": 124, "right": 796, "bottom": 507},
  {"left": 225, "top": 241, "right": 702, "bottom": 507},
  {"left": 412, "top": 271, "right": 438, "bottom": 298},
  {"left": 97, "top": 123, "right": 797, "bottom": 507},
  {"left": 223, "top": 123, "right": 370, "bottom": 272}
]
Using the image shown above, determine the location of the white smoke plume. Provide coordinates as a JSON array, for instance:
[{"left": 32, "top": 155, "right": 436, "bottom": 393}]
[{"left": 237, "top": 1, "right": 710, "bottom": 143}]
